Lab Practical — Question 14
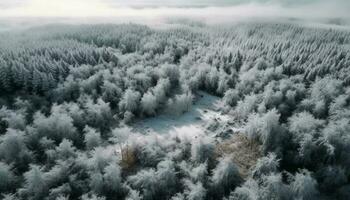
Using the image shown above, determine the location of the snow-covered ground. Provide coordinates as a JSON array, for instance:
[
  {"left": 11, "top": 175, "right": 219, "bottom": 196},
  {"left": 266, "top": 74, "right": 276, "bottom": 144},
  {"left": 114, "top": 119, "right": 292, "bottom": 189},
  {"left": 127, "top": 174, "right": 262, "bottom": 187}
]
[{"left": 132, "top": 91, "right": 232, "bottom": 139}]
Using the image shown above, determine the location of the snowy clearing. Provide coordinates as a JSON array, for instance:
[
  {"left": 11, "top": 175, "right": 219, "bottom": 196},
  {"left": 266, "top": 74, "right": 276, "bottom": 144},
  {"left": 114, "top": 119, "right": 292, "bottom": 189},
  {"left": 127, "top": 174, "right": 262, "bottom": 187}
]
[{"left": 132, "top": 91, "right": 232, "bottom": 139}]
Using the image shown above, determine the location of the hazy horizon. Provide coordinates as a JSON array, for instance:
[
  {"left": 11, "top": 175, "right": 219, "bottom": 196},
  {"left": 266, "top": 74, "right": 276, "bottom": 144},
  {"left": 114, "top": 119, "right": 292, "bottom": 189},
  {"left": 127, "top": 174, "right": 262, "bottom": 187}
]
[
  {"left": 0, "top": 0, "right": 349, "bottom": 19},
  {"left": 0, "top": 0, "right": 349, "bottom": 31}
]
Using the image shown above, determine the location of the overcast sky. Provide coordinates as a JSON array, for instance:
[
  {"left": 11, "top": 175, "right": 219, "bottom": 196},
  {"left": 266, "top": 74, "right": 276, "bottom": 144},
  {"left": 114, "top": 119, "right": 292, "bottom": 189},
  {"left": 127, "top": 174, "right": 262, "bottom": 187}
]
[
  {"left": 0, "top": 0, "right": 335, "bottom": 8},
  {"left": 0, "top": 0, "right": 349, "bottom": 21}
]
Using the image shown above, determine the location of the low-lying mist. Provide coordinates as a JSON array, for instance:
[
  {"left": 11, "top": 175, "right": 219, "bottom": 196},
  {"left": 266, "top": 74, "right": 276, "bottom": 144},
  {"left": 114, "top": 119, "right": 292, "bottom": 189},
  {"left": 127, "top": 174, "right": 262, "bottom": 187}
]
[{"left": 0, "top": 1, "right": 349, "bottom": 31}]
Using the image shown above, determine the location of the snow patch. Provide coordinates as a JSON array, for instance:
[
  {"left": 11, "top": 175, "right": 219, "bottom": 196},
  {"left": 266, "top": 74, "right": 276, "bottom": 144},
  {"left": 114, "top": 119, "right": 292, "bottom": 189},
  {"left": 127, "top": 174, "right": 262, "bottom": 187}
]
[{"left": 132, "top": 91, "right": 230, "bottom": 139}]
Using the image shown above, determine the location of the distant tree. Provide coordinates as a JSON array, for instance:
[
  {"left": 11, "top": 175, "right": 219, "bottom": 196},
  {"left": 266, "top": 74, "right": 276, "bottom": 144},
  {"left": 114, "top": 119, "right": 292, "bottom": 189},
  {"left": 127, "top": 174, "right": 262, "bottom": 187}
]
[
  {"left": 311, "top": 77, "right": 342, "bottom": 104},
  {"left": 191, "top": 138, "right": 215, "bottom": 167},
  {"left": 2, "top": 194, "right": 18, "bottom": 200},
  {"left": 224, "top": 89, "right": 240, "bottom": 107},
  {"left": 205, "top": 68, "right": 219, "bottom": 92},
  {"left": 127, "top": 168, "right": 158, "bottom": 200},
  {"left": 183, "top": 179, "right": 206, "bottom": 200},
  {"left": 190, "top": 162, "right": 208, "bottom": 183},
  {"left": 101, "top": 80, "right": 122, "bottom": 108},
  {"left": 252, "top": 153, "right": 279, "bottom": 179},
  {"left": 262, "top": 84, "right": 283, "bottom": 109},
  {"left": 55, "top": 139, "right": 77, "bottom": 159},
  {"left": 234, "top": 94, "right": 259, "bottom": 121},
  {"left": 83, "top": 97, "right": 113, "bottom": 133},
  {"left": 141, "top": 91, "right": 157, "bottom": 116},
  {"left": 32, "top": 110, "right": 78, "bottom": 144},
  {"left": 289, "top": 112, "right": 324, "bottom": 137},
  {"left": 52, "top": 76, "right": 80, "bottom": 102},
  {"left": 316, "top": 166, "right": 347, "bottom": 193},
  {"left": 171, "top": 193, "right": 185, "bottom": 200},
  {"left": 237, "top": 67, "right": 261, "bottom": 95},
  {"left": 0, "top": 129, "right": 32, "bottom": 169},
  {"left": 313, "top": 100, "right": 327, "bottom": 118},
  {"left": 156, "top": 159, "right": 177, "bottom": 197},
  {"left": 260, "top": 109, "right": 284, "bottom": 153},
  {"left": 103, "top": 163, "right": 123, "bottom": 195},
  {"left": 152, "top": 78, "right": 171, "bottom": 104},
  {"left": 80, "top": 193, "right": 106, "bottom": 200},
  {"left": 244, "top": 109, "right": 283, "bottom": 153},
  {"left": 47, "top": 183, "right": 71, "bottom": 200},
  {"left": 123, "top": 111, "right": 135, "bottom": 124},
  {"left": 110, "top": 126, "right": 132, "bottom": 162},
  {"left": 0, "top": 107, "right": 26, "bottom": 130},
  {"left": 137, "top": 140, "right": 165, "bottom": 167},
  {"left": 19, "top": 165, "right": 47, "bottom": 200},
  {"left": 0, "top": 59, "right": 12, "bottom": 92},
  {"left": 244, "top": 113, "right": 262, "bottom": 142},
  {"left": 55, "top": 195, "right": 69, "bottom": 200},
  {"left": 0, "top": 162, "right": 16, "bottom": 193},
  {"left": 128, "top": 159, "right": 177, "bottom": 200},
  {"left": 119, "top": 89, "right": 141, "bottom": 114},
  {"left": 91, "top": 147, "right": 117, "bottom": 171},
  {"left": 210, "top": 157, "right": 242, "bottom": 198},
  {"left": 216, "top": 75, "right": 230, "bottom": 95},
  {"left": 288, "top": 112, "right": 325, "bottom": 165},
  {"left": 84, "top": 126, "right": 102, "bottom": 150},
  {"left": 228, "top": 179, "right": 259, "bottom": 200},
  {"left": 259, "top": 173, "right": 291, "bottom": 200},
  {"left": 322, "top": 119, "right": 350, "bottom": 165},
  {"left": 291, "top": 170, "right": 319, "bottom": 200},
  {"left": 89, "top": 171, "right": 104, "bottom": 195},
  {"left": 125, "top": 188, "right": 142, "bottom": 200},
  {"left": 329, "top": 94, "right": 350, "bottom": 120},
  {"left": 160, "top": 64, "right": 180, "bottom": 86},
  {"left": 167, "top": 92, "right": 193, "bottom": 115}
]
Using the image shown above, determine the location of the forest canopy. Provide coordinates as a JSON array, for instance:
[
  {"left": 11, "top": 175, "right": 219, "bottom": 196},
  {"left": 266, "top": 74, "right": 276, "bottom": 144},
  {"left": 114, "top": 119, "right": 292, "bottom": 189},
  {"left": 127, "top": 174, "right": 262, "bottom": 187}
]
[{"left": 0, "top": 22, "right": 350, "bottom": 200}]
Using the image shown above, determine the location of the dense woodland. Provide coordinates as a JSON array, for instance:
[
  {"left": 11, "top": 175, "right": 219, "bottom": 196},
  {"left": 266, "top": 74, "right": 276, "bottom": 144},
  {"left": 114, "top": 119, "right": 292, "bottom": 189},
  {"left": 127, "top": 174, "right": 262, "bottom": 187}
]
[{"left": 0, "top": 22, "right": 350, "bottom": 200}]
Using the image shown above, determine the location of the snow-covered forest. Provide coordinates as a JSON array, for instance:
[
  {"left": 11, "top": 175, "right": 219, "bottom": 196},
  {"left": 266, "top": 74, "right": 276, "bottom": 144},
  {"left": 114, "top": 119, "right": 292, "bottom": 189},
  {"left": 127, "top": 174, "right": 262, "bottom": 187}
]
[{"left": 0, "top": 22, "right": 350, "bottom": 200}]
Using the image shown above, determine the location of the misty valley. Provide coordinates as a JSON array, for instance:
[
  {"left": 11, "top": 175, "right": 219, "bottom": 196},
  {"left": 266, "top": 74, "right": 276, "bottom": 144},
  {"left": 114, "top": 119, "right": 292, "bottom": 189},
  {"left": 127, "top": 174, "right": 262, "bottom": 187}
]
[{"left": 0, "top": 22, "right": 350, "bottom": 200}]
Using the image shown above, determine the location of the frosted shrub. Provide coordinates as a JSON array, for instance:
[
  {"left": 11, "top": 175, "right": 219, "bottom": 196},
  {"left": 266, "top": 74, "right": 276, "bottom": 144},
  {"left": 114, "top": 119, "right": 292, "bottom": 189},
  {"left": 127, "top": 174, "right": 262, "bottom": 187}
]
[
  {"left": 167, "top": 92, "right": 193, "bottom": 115},
  {"left": 141, "top": 91, "right": 158, "bottom": 116},
  {"left": 291, "top": 170, "right": 319, "bottom": 200},
  {"left": 32, "top": 111, "right": 78, "bottom": 143},
  {"left": 252, "top": 153, "right": 279, "bottom": 179},
  {"left": 183, "top": 179, "right": 206, "bottom": 200},
  {"left": 210, "top": 157, "right": 242, "bottom": 198},
  {"left": 224, "top": 89, "right": 240, "bottom": 107},
  {"left": 0, "top": 162, "right": 16, "bottom": 193},
  {"left": 84, "top": 126, "right": 102, "bottom": 150},
  {"left": 119, "top": 89, "right": 141, "bottom": 114}
]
